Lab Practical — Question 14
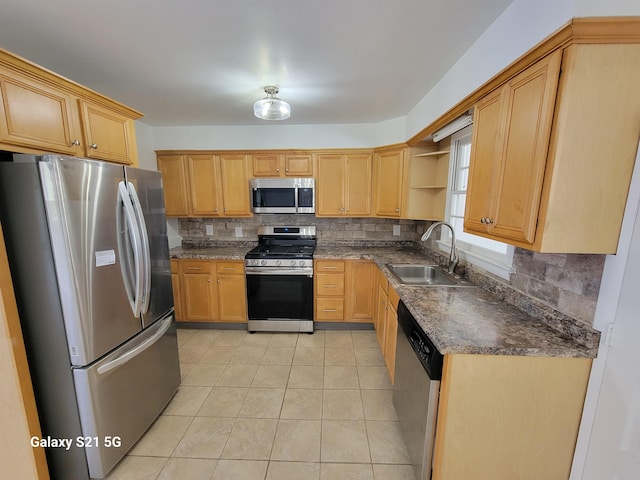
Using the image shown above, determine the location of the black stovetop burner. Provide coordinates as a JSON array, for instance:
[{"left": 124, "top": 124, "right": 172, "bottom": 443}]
[{"left": 245, "top": 225, "right": 317, "bottom": 260}]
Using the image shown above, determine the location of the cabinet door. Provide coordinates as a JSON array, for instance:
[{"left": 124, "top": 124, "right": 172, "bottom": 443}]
[
  {"left": 252, "top": 153, "right": 282, "bottom": 176},
  {"left": 285, "top": 154, "right": 313, "bottom": 176},
  {"left": 373, "top": 149, "right": 405, "bottom": 217},
  {"left": 217, "top": 274, "right": 247, "bottom": 322},
  {"left": 219, "top": 154, "right": 252, "bottom": 216},
  {"left": 186, "top": 154, "right": 222, "bottom": 216},
  {"left": 157, "top": 155, "right": 190, "bottom": 216},
  {"left": 78, "top": 100, "right": 136, "bottom": 164},
  {"left": 345, "top": 261, "right": 375, "bottom": 322},
  {"left": 316, "top": 154, "right": 345, "bottom": 216},
  {"left": 344, "top": 153, "right": 372, "bottom": 216},
  {"left": 170, "top": 260, "right": 183, "bottom": 321},
  {"left": 0, "top": 68, "right": 80, "bottom": 154},
  {"left": 182, "top": 274, "right": 216, "bottom": 321},
  {"left": 375, "top": 284, "right": 388, "bottom": 352},
  {"left": 490, "top": 51, "right": 561, "bottom": 243},
  {"left": 384, "top": 303, "right": 398, "bottom": 383},
  {"left": 465, "top": 51, "right": 562, "bottom": 244}
]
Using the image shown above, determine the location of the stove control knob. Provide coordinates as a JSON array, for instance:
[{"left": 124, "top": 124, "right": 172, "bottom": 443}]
[
  {"left": 276, "top": 260, "right": 282, "bottom": 266},
  {"left": 299, "top": 260, "right": 306, "bottom": 266},
  {"left": 261, "top": 260, "right": 267, "bottom": 266},
  {"left": 290, "top": 260, "right": 297, "bottom": 266}
]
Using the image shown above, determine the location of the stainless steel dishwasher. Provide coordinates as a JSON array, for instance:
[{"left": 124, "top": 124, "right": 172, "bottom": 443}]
[{"left": 393, "top": 300, "right": 444, "bottom": 480}]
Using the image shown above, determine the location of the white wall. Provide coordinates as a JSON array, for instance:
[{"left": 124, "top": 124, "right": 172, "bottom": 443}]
[
  {"left": 141, "top": 0, "right": 640, "bottom": 151},
  {"left": 151, "top": 117, "right": 406, "bottom": 151}
]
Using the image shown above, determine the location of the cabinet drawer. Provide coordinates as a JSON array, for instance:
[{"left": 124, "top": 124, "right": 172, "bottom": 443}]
[
  {"left": 181, "top": 260, "right": 212, "bottom": 273},
  {"left": 316, "top": 273, "right": 345, "bottom": 296},
  {"left": 315, "top": 260, "right": 345, "bottom": 273},
  {"left": 170, "top": 259, "right": 179, "bottom": 273},
  {"left": 316, "top": 298, "right": 344, "bottom": 321},
  {"left": 216, "top": 261, "right": 244, "bottom": 275}
]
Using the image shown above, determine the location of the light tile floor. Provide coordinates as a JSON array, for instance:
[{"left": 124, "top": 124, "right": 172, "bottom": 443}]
[{"left": 105, "top": 328, "right": 416, "bottom": 480}]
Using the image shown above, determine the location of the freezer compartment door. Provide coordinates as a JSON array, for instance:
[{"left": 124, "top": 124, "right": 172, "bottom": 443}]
[
  {"left": 125, "top": 167, "right": 173, "bottom": 327},
  {"left": 73, "top": 314, "right": 180, "bottom": 478}
]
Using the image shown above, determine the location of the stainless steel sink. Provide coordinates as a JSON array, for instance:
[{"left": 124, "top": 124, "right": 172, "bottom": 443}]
[{"left": 386, "top": 264, "right": 475, "bottom": 287}]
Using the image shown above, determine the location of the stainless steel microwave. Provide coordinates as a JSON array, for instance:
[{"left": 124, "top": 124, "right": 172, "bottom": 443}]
[{"left": 250, "top": 178, "right": 315, "bottom": 214}]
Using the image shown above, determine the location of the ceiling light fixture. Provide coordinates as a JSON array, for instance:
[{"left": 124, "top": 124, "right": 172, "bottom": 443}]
[{"left": 253, "top": 86, "right": 290, "bottom": 121}]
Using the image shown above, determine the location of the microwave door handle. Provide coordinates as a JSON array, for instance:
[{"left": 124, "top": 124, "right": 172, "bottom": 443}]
[{"left": 294, "top": 186, "right": 299, "bottom": 212}]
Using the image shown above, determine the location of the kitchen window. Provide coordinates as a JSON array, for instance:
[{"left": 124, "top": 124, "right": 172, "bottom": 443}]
[{"left": 436, "top": 125, "right": 514, "bottom": 280}]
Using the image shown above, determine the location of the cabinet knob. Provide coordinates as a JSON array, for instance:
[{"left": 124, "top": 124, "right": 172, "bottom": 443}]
[
  {"left": 214, "top": 208, "right": 219, "bottom": 212},
  {"left": 395, "top": 208, "right": 400, "bottom": 212},
  {"left": 70, "top": 139, "right": 80, "bottom": 146},
  {"left": 276, "top": 168, "right": 280, "bottom": 172},
  {"left": 90, "top": 143, "right": 98, "bottom": 149},
  {"left": 207, "top": 279, "right": 211, "bottom": 283},
  {"left": 481, "top": 217, "right": 494, "bottom": 224},
  {"left": 285, "top": 168, "right": 289, "bottom": 172}
]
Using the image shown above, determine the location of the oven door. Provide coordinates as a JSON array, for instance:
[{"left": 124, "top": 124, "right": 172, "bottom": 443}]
[{"left": 246, "top": 267, "right": 314, "bottom": 322}]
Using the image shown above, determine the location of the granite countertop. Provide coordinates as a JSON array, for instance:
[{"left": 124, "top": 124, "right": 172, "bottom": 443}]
[
  {"left": 171, "top": 244, "right": 597, "bottom": 358},
  {"left": 170, "top": 245, "right": 252, "bottom": 260}
]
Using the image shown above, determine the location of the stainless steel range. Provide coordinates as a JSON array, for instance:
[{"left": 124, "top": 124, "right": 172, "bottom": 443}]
[{"left": 245, "top": 226, "right": 316, "bottom": 333}]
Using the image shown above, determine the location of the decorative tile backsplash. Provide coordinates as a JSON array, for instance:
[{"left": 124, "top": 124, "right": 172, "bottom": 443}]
[
  {"left": 179, "top": 216, "right": 421, "bottom": 244},
  {"left": 179, "top": 217, "right": 605, "bottom": 326}
]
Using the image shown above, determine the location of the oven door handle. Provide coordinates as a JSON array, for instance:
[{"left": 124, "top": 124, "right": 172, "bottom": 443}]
[{"left": 245, "top": 267, "right": 313, "bottom": 277}]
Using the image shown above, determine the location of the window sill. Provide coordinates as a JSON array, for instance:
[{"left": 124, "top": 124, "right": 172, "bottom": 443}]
[{"left": 436, "top": 239, "right": 514, "bottom": 280}]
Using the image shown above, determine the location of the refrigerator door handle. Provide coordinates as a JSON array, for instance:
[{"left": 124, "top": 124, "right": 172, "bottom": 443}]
[
  {"left": 96, "top": 316, "right": 172, "bottom": 375},
  {"left": 117, "top": 181, "right": 144, "bottom": 317},
  {"left": 127, "top": 182, "right": 151, "bottom": 315}
]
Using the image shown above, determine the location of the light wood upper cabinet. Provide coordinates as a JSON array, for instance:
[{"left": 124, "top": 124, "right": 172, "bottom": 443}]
[
  {"left": 0, "top": 66, "right": 80, "bottom": 155},
  {"left": 465, "top": 43, "right": 640, "bottom": 253},
  {"left": 156, "top": 154, "right": 190, "bottom": 216},
  {"left": 285, "top": 154, "right": 314, "bottom": 176},
  {"left": 78, "top": 99, "right": 138, "bottom": 164},
  {"left": 219, "top": 154, "right": 251, "bottom": 216},
  {"left": 372, "top": 148, "right": 406, "bottom": 217},
  {"left": 0, "top": 49, "right": 142, "bottom": 165},
  {"left": 252, "top": 153, "right": 282, "bottom": 176},
  {"left": 465, "top": 51, "right": 561, "bottom": 245},
  {"left": 156, "top": 152, "right": 252, "bottom": 218},
  {"left": 252, "top": 152, "right": 313, "bottom": 177},
  {"left": 186, "top": 154, "right": 222, "bottom": 216},
  {"left": 316, "top": 152, "right": 372, "bottom": 216}
]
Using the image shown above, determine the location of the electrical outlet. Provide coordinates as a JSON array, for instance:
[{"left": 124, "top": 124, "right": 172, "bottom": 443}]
[
  {"left": 393, "top": 225, "right": 401, "bottom": 236},
  {"left": 205, "top": 224, "right": 214, "bottom": 236},
  {"left": 235, "top": 226, "right": 243, "bottom": 238}
]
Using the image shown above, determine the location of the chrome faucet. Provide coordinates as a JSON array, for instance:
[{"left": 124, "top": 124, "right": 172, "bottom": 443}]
[{"left": 420, "top": 221, "right": 459, "bottom": 274}]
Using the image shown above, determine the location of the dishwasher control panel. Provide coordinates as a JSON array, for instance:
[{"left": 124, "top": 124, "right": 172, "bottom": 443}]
[{"left": 398, "top": 301, "right": 443, "bottom": 380}]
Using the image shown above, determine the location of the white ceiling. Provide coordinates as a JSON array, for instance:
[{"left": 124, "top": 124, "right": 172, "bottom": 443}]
[{"left": 0, "top": 0, "right": 514, "bottom": 127}]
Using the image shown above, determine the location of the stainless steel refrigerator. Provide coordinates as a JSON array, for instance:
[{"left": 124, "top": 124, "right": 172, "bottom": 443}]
[{"left": 0, "top": 153, "right": 181, "bottom": 479}]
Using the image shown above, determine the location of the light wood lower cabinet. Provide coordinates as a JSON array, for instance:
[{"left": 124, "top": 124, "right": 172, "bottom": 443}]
[
  {"left": 373, "top": 266, "right": 398, "bottom": 382},
  {"left": 433, "top": 354, "right": 592, "bottom": 480},
  {"left": 174, "top": 259, "right": 247, "bottom": 323},
  {"left": 314, "top": 260, "right": 345, "bottom": 321},
  {"left": 345, "top": 260, "right": 376, "bottom": 322},
  {"left": 170, "top": 259, "right": 183, "bottom": 321},
  {"left": 314, "top": 259, "right": 375, "bottom": 323}
]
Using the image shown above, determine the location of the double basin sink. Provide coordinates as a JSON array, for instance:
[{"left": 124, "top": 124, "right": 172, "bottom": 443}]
[{"left": 386, "top": 263, "right": 475, "bottom": 287}]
